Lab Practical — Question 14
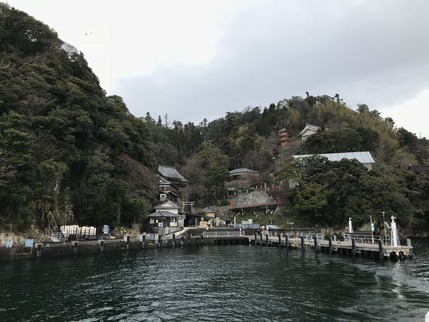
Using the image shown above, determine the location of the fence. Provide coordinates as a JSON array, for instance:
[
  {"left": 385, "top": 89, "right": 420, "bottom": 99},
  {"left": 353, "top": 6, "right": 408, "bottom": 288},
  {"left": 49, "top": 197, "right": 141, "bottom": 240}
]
[{"left": 203, "top": 230, "right": 244, "bottom": 237}]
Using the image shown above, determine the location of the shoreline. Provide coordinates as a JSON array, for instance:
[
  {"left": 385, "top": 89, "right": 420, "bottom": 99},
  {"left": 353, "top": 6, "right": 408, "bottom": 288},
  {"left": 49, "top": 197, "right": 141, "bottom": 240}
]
[{"left": 0, "top": 234, "right": 208, "bottom": 262}]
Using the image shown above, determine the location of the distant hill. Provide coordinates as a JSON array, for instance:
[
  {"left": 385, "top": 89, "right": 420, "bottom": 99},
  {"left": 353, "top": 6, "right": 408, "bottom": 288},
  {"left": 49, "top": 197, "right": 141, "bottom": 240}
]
[{"left": 1, "top": 4, "right": 428, "bottom": 235}]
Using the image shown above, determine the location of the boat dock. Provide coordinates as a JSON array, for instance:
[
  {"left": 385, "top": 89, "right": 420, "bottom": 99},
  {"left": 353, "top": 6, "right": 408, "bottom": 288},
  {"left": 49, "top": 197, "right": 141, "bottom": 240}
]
[
  {"left": 202, "top": 228, "right": 249, "bottom": 245},
  {"left": 251, "top": 232, "right": 413, "bottom": 260},
  {"left": 1, "top": 216, "right": 413, "bottom": 262}
]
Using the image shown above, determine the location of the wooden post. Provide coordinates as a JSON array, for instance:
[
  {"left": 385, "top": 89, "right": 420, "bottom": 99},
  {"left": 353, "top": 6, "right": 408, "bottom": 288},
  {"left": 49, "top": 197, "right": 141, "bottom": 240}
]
[
  {"left": 265, "top": 233, "right": 268, "bottom": 246},
  {"left": 188, "top": 234, "right": 191, "bottom": 246},
  {"left": 328, "top": 237, "right": 332, "bottom": 253},
  {"left": 301, "top": 236, "right": 305, "bottom": 252},
  {"left": 158, "top": 234, "right": 162, "bottom": 247},
  {"left": 285, "top": 234, "right": 289, "bottom": 249},
  {"left": 407, "top": 239, "right": 414, "bottom": 258},
  {"left": 314, "top": 236, "right": 318, "bottom": 252},
  {"left": 352, "top": 238, "right": 356, "bottom": 255},
  {"left": 142, "top": 234, "right": 146, "bottom": 249},
  {"left": 36, "top": 243, "right": 43, "bottom": 257},
  {"left": 278, "top": 234, "right": 281, "bottom": 247},
  {"left": 99, "top": 240, "right": 104, "bottom": 252},
  {"left": 378, "top": 238, "right": 384, "bottom": 259},
  {"left": 126, "top": 235, "right": 131, "bottom": 250},
  {"left": 389, "top": 251, "right": 398, "bottom": 261},
  {"left": 172, "top": 234, "right": 176, "bottom": 247},
  {"left": 254, "top": 233, "right": 257, "bottom": 245},
  {"left": 73, "top": 241, "right": 79, "bottom": 254}
]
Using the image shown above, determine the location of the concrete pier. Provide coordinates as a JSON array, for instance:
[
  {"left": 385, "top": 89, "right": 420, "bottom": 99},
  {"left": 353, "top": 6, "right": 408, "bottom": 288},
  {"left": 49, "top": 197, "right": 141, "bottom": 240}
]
[
  {"left": 250, "top": 234, "right": 413, "bottom": 261},
  {"left": 0, "top": 228, "right": 414, "bottom": 262}
]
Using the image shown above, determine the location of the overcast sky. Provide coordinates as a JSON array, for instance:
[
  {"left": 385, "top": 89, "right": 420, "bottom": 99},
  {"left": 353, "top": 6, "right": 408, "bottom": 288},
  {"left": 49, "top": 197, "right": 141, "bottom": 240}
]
[{"left": 6, "top": 0, "right": 429, "bottom": 138}]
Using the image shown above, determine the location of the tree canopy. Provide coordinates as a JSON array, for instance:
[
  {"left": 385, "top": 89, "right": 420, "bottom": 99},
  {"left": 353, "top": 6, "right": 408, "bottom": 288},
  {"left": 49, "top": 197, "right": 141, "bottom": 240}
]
[
  {"left": 1, "top": 4, "right": 429, "bottom": 234},
  {"left": 0, "top": 4, "right": 158, "bottom": 230}
]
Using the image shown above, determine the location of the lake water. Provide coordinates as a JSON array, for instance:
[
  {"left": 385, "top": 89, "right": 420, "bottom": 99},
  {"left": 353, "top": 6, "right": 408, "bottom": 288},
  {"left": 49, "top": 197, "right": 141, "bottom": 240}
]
[{"left": 1, "top": 239, "right": 429, "bottom": 321}]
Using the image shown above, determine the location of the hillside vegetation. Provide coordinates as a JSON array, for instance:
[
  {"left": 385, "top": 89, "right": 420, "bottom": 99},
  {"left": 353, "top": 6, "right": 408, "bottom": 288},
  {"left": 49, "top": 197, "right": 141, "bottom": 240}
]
[
  {"left": 0, "top": 4, "right": 158, "bottom": 231},
  {"left": 1, "top": 4, "right": 429, "bottom": 235}
]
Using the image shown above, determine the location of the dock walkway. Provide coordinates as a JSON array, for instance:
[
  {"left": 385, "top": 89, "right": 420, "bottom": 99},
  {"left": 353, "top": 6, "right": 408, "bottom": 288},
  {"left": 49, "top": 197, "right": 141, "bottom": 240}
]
[
  {"left": 1, "top": 228, "right": 413, "bottom": 262},
  {"left": 251, "top": 233, "right": 413, "bottom": 260}
]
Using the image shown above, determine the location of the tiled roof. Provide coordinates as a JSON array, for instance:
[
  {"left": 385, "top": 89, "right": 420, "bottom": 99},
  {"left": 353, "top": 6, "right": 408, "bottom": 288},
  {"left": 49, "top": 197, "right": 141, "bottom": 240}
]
[
  {"left": 148, "top": 211, "right": 179, "bottom": 218},
  {"left": 229, "top": 168, "right": 257, "bottom": 176},
  {"left": 202, "top": 207, "right": 216, "bottom": 213},
  {"left": 154, "top": 200, "right": 180, "bottom": 210},
  {"left": 231, "top": 191, "right": 277, "bottom": 209},
  {"left": 158, "top": 165, "right": 187, "bottom": 181},
  {"left": 158, "top": 175, "right": 172, "bottom": 185},
  {"left": 293, "top": 151, "right": 375, "bottom": 164},
  {"left": 299, "top": 123, "right": 320, "bottom": 135}
]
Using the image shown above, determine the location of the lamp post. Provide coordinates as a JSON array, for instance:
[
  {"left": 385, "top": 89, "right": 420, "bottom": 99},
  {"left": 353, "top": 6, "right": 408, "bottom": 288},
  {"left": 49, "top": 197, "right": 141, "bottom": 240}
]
[{"left": 348, "top": 217, "right": 353, "bottom": 234}]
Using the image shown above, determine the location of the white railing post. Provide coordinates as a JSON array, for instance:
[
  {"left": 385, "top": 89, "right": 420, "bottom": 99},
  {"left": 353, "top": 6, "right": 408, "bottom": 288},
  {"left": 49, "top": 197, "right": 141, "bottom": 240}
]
[{"left": 391, "top": 215, "right": 398, "bottom": 247}]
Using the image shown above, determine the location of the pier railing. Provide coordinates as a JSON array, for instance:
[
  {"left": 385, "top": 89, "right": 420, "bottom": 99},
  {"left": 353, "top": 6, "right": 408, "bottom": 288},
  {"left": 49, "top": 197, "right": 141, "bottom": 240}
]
[
  {"left": 250, "top": 232, "right": 413, "bottom": 260},
  {"left": 230, "top": 224, "right": 260, "bottom": 229},
  {"left": 344, "top": 233, "right": 398, "bottom": 246},
  {"left": 252, "top": 232, "right": 400, "bottom": 247},
  {"left": 344, "top": 233, "right": 378, "bottom": 245},
  {"left": 203, "top": 230, "right": 245, "bottom": 237}
]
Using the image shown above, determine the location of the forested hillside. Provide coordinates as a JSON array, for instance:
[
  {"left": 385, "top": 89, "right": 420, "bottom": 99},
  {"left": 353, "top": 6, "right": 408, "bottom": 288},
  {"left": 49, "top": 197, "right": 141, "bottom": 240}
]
[
  {"left": 1, "top": 4, "right": 429, "bottom": 235},
  {"left": 172, "top": 96, "right": 429, "bottom": 234},
  {"left": 0, "top": 4, "right": 158, "bottom": 231}
]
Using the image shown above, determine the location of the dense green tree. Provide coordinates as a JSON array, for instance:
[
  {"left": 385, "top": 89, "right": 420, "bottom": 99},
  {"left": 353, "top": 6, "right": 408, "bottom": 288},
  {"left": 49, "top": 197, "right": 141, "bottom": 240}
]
[
  {"left": 0, "top": 111, "right": 36, "bottom": 229},
  {"left": 33, "top": 159, "right": 68, "bottom": 228},
  {"left": 278, "top": 156, "right": 414, "bottom": 228},
  {"left": 397, "top": 127, "right": 419, "bottom": 154},
  {"left": 196, "top": 141, "right": 230, "bottom": 204},
  {"left": 356, "top": 127, "right": 380, "bottom": 152},
  {"left": 1, "top": 3, "right": 429, "bottom": 235},
  {"left": 294, "top": 182, "right": 328, "bottom": 221},
  {"left": 0, "top": 4, "right": 158, "bottom": 232}
]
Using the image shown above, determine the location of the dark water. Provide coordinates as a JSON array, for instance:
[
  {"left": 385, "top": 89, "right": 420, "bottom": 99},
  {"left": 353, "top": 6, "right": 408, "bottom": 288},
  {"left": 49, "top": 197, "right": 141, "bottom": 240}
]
[{"left": 1, "top": 239, "right": 429, "bottom": 321}]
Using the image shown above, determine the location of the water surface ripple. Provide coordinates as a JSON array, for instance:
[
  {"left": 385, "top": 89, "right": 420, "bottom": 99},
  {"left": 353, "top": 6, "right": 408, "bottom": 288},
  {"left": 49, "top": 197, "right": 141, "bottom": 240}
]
[{"left": 1, "top": 239, "right": 429, "bottom": 321}]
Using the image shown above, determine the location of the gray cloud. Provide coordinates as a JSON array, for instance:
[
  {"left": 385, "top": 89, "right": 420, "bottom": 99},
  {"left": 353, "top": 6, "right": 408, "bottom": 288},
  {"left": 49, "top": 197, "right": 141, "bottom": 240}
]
[{"left": 114, "top": 0, "right": 429, "bottom": 126}]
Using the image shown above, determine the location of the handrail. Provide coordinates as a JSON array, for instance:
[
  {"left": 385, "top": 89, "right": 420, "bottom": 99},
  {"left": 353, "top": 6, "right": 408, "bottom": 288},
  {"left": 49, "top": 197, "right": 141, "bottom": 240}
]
[{"left": 203, "top": 230, "right": 244, "bottom": 237}]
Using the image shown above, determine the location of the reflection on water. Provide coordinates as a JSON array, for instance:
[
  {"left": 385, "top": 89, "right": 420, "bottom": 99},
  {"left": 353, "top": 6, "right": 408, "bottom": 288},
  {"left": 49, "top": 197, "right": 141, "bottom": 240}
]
[{"left": 1, "top": 239, "right": 429, "bottom": 321}]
